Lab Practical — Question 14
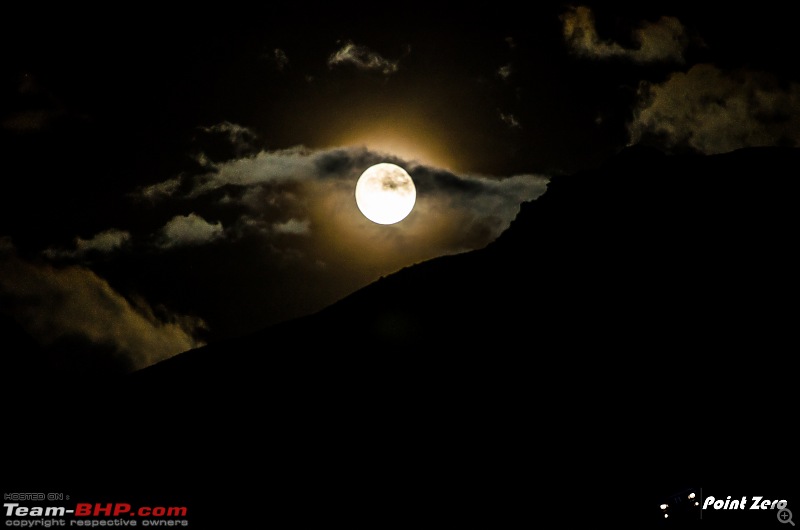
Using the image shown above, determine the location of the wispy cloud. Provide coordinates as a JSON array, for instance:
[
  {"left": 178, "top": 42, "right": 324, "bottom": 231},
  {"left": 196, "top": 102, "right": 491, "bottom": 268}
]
[
  {"left": 272, "top": 218, "right": 311, "bottom": 235},
  {"left": 199, "top": 121, "right": 257, "bottom": 149},
  {"left": 43, "top": 229, "right": 131, "bottom": 259},
  {"left": 190, "top": 145, "right": 317, "bottom": 196},
  {"left": 328, "top": 41, "right": 401, "bottom": 75},
  {"left": 562, "top": 5, "right": 688, "bottom": 63},
  {"left": 134, "top": 176, "right": 183, "bottom": 202},
  {"left": 139, "top": 144, "right": 549, "bottom": 261}
]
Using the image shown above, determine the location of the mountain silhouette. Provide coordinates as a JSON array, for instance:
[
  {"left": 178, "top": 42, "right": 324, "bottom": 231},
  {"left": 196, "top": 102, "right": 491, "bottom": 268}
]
[{"left": 4, "top": 146, "right": 797, "bottom": 528}]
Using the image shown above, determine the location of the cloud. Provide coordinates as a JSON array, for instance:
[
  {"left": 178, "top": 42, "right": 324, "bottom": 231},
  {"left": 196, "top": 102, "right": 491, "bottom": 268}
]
[
  {"left": 199, "top": 121, "right": 257, "bottom": 149},
  {"left": 140, "top": 145, "right": 548, "bottom": 281},
  {"left": 327, "top": 41, "right": 400, "bottom": 75},
  {"left": 499, "top": 112, "right": 521, "bottom": 129},
  {"left": 159, "top": 213, "right": 224, "bottom": 248},
  {"left": 271, "top": 48, "right": 289, "bottom": 71},
  {"left": 77, "top": 229, "right": 130, "bottom": 253},
  {"left": 44, "top": 229, "right": 131, "bottom": 259},
  {"left": 272, "top": 218, "right": 311, "bottom": 235},
  {"left": 181, "top": 145, "right": 547, "bottom": 210},
  {"left": 190, "top": 146, "right": 318, "bottom": 196},
  {"left": 0, "top": 242, "right": 205, "bottom": 371},
  {"left": 134, "top": 176, "right": 183, "bottom": 202},
  {"left": 628, "top": 64, "right": 800, "bottom": 154},
  {"left": 160, "top": 144, "right": 548, "bottom": 224},
  {"left": 562, "top": 5, "right": 687, "bottom": 63},
  {"left": 407, "top": 164, "right": 547, "bottom": 224},
  {"left": 497, "top": 64, "right": 512, "bottom": 81},
  {"left": 233, "top": 214, "right": 310, "bottom": 238}
]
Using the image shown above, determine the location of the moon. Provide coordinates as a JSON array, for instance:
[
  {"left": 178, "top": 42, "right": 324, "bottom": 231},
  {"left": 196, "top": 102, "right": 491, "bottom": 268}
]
[{"left": 355, "top": 163, "right": 416, "bottom": 225}]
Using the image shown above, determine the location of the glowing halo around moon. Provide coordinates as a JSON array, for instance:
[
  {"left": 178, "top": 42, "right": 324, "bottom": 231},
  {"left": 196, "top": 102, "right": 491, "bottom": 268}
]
[{"left": 355, "top": 163, "right": 417, "bottom": 224}]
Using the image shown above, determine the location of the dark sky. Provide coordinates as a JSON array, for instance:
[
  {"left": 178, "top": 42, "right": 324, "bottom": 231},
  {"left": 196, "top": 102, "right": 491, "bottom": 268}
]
[{"left": 2, "top": 1, "right": 798, "bottom": 373}]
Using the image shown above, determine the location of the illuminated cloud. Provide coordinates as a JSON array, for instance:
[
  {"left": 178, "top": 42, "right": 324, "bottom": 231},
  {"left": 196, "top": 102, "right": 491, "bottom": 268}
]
[
  {"left": 181, "top": 145, "right": 546, "bottom": 216},
  {"left": 272, "top": 218, "right": 311, "bottom": 235},
  {"left": 562, "top": 5, "right": 687, "bottom": 63},
  {"left": 190, "top": 145, "right": 316, "bottom": 196},
  {"left": 0, "top": 242, "right": 206, "bottom": 371},
  {"left": 134, "top": 176, "right": 183, "bottom": 202},
  {"left": 159, "top": 213, "right": 224, "bottom": 248},
  {"left": 629, "top": 64, "right": 800, "bottom": 154},
  {"left": 130, "top": 122, "right": 259, "bottom": 203},
  {"left": 499, "top": 112, "right": 521, "bottom": 129},
  {"left": 44, "top": 229, "right": 131, "bottom": 259},
  {"left": 199, "top": 121, "right": 257, "bottom": 149},
  {"left": 327, "top": 41, "right": 400, "bottom": 75},
  {"left": 142, "top": 144, "right": 548, "bottom": 264}
]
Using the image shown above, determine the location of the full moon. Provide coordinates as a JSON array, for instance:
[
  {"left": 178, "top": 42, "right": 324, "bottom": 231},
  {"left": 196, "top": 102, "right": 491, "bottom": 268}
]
[{"left": 355, "top": 163, "right": 416, "bottom": 225}]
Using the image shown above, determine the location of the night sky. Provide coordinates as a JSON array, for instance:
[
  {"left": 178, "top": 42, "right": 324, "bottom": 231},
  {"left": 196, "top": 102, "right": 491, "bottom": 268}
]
[{"left": 2, "top": 1, "right": 798, "bottom": 374}]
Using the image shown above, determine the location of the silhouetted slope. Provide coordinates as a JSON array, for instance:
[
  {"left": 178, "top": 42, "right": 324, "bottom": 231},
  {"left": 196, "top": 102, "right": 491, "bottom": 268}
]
[{"left": 6, "top": 146, "right": 798, "bottom": 528}]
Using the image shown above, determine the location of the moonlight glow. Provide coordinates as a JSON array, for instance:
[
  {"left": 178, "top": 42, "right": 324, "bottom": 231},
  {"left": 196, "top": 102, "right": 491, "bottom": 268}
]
[{"left": 355, "top": 163, "right": 417, "bottom": 224}]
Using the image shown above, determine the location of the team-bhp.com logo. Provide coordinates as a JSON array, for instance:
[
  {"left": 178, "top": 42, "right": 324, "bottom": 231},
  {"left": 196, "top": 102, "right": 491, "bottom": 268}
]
[{"left": 5, "top": 503, "right": 188, "bottom": 517}]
